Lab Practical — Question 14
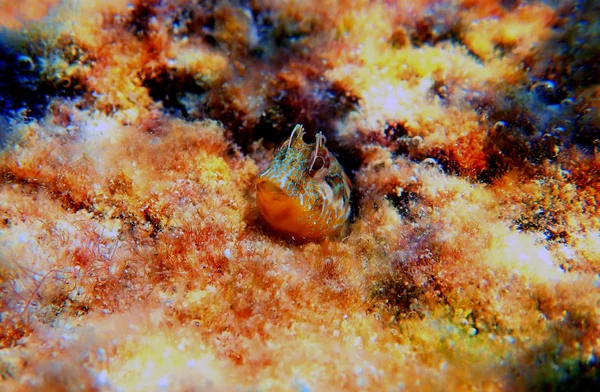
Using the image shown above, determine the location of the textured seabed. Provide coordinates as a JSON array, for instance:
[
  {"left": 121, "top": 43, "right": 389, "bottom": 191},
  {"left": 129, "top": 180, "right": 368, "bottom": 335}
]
[{"left": 0, "top": 1, "right": 599, "bottom": 390}]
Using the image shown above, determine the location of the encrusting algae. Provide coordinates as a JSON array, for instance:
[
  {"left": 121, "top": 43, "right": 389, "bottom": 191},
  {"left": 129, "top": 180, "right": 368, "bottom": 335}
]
[
  {"left": 256, "top": 124, "right": 351, "bottom": 240},
  {"left": 0, "top": 0, "right": 599, "bottom": 391}
]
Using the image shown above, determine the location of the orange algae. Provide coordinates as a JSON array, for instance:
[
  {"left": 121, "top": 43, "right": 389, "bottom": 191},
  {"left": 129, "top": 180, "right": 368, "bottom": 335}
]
[
  {"left": 0, "top": 0, "right": 61, "bottom": 29},
  {"left": 1, "top": 0, "right": 599, "bottom": 391}
]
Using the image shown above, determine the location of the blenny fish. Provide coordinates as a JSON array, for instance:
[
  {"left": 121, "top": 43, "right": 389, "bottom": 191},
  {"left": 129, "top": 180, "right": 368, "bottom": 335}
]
[{"left": 256, "top": 124, "right": 351, "bottom": 240}]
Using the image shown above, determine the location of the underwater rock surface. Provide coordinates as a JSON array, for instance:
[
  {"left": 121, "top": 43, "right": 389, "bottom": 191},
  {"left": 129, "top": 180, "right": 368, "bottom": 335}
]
[{"left": 0, "top": 0, "right": 599, "bottom": 390}]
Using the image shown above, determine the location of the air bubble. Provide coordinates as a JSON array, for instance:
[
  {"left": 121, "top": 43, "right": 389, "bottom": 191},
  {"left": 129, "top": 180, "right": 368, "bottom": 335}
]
[
  {"left": 58, "top": 77, "right": 71, "bottom": 89},
  {"left": 492, "top": 121, "right": 506, "bottom": 133},
  {"left": 561, "top": 98, "right": 574, "bottom": 107},
  {"left": 422, "top": 157, "right": 438, "bottom": 167},
  {"left": 17, "top": 55, "right": 35, "bottom": 72},
  {"left": 532, "top": 80, "right": 555, "bottom": 94}
]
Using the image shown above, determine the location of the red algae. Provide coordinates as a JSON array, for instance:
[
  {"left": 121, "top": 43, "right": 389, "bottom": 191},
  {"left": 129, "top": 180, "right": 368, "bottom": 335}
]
[{"left": 0, "top": 0, "right": 599, "bottom": 391}]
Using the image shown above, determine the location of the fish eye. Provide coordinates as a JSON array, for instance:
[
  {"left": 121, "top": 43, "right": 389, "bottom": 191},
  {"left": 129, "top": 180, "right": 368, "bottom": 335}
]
[{"left": 311, "top": 156, "right": 324, "bottom": 171}]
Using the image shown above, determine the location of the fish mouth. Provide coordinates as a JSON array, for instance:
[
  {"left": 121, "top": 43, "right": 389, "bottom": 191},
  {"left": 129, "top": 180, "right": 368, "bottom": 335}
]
[
  {"left": 256, "top": 179, "right": 303, "bottom": 227},
  {"left": 257, "top": 179, "right": 285, "bottom": 198}
]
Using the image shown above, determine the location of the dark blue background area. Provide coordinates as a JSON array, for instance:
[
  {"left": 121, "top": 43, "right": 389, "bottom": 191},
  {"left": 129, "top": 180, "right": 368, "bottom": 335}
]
[{"left": 0, "top": 36, "right": 48, "bottom": 120}]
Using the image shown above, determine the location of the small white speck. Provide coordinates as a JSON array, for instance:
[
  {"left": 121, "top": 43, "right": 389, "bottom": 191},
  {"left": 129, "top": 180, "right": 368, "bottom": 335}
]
[
  {"left": 293, "top": 379, "right": 311, "bottom": 392},
  {"left": 357, "top": 376, "right": 366, "bottom": 388},
  {"left": 97, "top": 348, "right": 106, "bottom": 362},
  {"left": 559, "top": 245, "right": 576, "bottom": 260},
  {"left": 223, "top": 248, "right": 232, "bottom": 260},
  {"left": 537, "top": 248, "right": 554, "bottom": 266},
  {"left": 157, "top": 376, "right": 169, "bottom": 388},
  {"left": 96, "top": 370, "right": 108, "bottom": 386},
  {"left": 354, "top": 337, "right": 362, "bottom": 347}
]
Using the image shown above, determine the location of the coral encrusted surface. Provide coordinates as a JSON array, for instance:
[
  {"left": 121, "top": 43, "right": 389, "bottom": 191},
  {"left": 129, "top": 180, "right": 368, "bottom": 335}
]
[{"left": 0, "top": 0, "right": 599, "bottom": 390}]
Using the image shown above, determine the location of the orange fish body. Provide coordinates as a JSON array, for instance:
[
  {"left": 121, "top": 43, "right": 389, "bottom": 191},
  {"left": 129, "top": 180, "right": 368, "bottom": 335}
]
[{"left": 256, "top": 124, "right": 351, "bottom": 240}]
